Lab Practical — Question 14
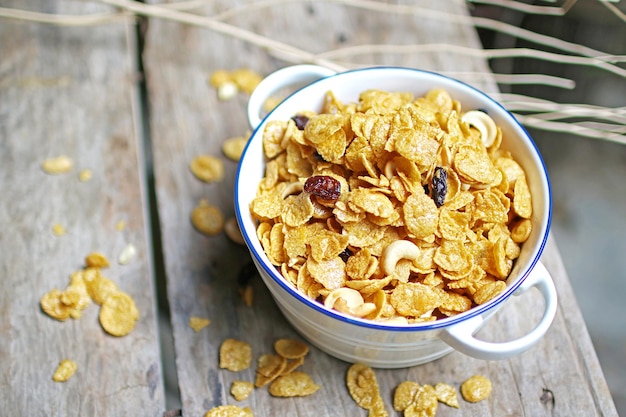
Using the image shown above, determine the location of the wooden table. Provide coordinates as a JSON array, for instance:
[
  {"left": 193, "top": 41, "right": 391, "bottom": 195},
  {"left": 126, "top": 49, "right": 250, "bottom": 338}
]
[{"left": 0, "top": 1, "right": 619, "bottom": 416}]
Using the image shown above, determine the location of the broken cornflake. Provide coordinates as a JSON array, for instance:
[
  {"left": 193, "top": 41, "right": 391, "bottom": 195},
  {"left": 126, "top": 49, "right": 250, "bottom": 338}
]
[
  {"left": 268, "top": 371, "right": 320, "bottom": 397},
  {"left": 434, "top": 382, "right": 459, "bottom": 408},
  {"left": 346, "top": 363, "right": 388, "bottom": 416},
  {"left": 78, "top": 169, "right": 93, "bottom": 182},
  {"left": 255, "top": 354, "right": 286, "bottom": 387},
  {"left": 231, "top": 380, "right": 254, "bottom": 401},
  {"left": 220, "top": 339, "right": 252, "bottom": 372},
  {"left": 189, "top": 316, "right": 211, "bottom": 332},
  {"left": 203, "top": 405, "right": 253, "bottom": 417},
  {"left": 85, "top": 252, "right": 110, "bottom": 269},
  {"left": 52, "top": 223, "right": 66, "bottom": 236},
  {"left": 52, "top": 359, "right": 77, "bottom": 382},
  {"left": 42, "top": 155, "right": 73, "bottom": 174}
]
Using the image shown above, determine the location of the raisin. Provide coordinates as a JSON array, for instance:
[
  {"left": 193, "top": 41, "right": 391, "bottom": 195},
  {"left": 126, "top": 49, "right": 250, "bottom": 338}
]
[
  {"left": 338, "top": 248, "right": 353, "bottom": 263},
  {"left": 291, "top": 114, "right": 309, "bottom": 130},
  {"left": 304, "top": 175, "right": 341, "bottom": 201},
  {"left": 431, "top": 166, "right": 447, "bottom": 207}
]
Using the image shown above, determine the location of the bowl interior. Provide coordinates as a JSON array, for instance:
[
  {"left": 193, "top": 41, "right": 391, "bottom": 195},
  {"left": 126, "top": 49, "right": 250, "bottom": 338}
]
[{"left": 235, "top": 67, "right": 551, "bottom": 330}]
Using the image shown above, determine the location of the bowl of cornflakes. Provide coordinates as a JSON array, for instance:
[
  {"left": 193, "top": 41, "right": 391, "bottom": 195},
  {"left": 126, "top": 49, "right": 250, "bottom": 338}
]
[{"left": 235, "top": 65, "right": 557, "bottom": 368}]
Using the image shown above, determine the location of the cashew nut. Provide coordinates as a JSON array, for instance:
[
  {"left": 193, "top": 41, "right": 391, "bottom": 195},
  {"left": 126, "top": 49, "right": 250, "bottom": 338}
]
[
  {"left": 461, "top": 110, "right": 497, "bottom": 148},
  {"left": 381, "top": 240, "right": 420, "bottom": 276},
  {"left": 281, "top": 181, "right": 304, "bottom": 199},
  {"left": 324, "top": 287, "right": 376, "bottom": 318}
]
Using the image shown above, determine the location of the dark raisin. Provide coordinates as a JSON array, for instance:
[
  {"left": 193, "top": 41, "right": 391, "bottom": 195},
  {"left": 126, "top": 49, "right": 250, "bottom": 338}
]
[
  {"left": 304, "top": 175, "right": 341, "bottom": 201},
  {"left": 237, "top": 260, "right": 258, "bottom": 286},
  {"left": 291, "top": 114, "right": 309, "bottom": 130},
  {"left": 338, "top": 248, "right": 353, "bottom": 263},
  {"left": 423, "top": 184, "right": 430, "bottom": 195},
  {"left": 431, "top": 166, "right": 447, "bottom": 207}
]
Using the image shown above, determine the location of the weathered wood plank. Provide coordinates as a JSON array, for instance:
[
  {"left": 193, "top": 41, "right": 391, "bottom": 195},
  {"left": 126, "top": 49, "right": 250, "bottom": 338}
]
[
  {"left": 143, "top": 1, "right": 617, "bottom": 416},
  {"left": 0, "top": 1, "right": 165, "bottom": 415}
]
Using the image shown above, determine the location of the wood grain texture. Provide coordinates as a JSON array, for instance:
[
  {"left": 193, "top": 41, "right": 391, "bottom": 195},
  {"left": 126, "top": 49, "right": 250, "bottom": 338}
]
[
  {"left": 142, "top": 1, "right": 618, "bottom": 416},
  {"left": 0, "top": 1, "right": 165, "bottom": 415}
]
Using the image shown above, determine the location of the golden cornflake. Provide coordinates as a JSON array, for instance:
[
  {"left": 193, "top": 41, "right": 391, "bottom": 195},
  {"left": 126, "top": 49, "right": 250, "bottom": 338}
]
[
  {"left": 394, "top": 381, "right": 420, "bottom": 412},
  {"left": 42, "top": 155, "right": 73, "bottom": 174},
  {"left": 268, "top": 371, "right": 320, "bottom": 397},
  {"left": 40, "top": 289, "right": 72, "bottom": 321},
  {"left": 191, "top": 200, "right": 225, "bottom": 236},
  {"left": 52, "top": 359, "right": 77, "bottom": 382},
  {"left": 83, "top": 268, "right": 119, "bottom": 305},
  {"left": 220, "top": 339, "right": 252, "bottom": 372},
  {"left": 190, "top": 155, "right": 224, "bottom": 183},
  {"left": 209, "top": 69, "right": 232, "bottom": 87},
  {"left": 99, "top": 291, "right": 139, "bottom": 337},
  {"left": 115, "top": 220, "right": 126, "bottom": 231},
  {"left": 255, "top": 354, "right": 286, "bottom": 387},
  {"left": 434, "top": 382, "right": 459, "bottom": 408},
  {"left": 52, "top": 223, "right": 66, "bottom": 236},
  {"left": 85, "top": 252, "right": 110, "bottom": 269},
  {"left": 223, "top": 135, "right": 249, "bottom": 161},
  {"left": 204, "top": 405, "right": 253, "bottom": 417},
  {"left": 189, "top": 316, "right": 211, "bottom": 332},
  {"left": 460, "top": 375, "right": 492, "bottom": 403},
  {"left": 251, "top": 87, "right": 533, "bottom": 323},
  {"left": 346, "top": 363, "right": 388, "bottom": 416},
  {"left": 231, "top": 68, "right": 263, "bottom": 94},
  {"left": 78, "top": 168, "right": 93, "bottom": 182},
  {"left": 230, "top": 380, "right": 254, "bottom": 401},
  {"left": 274, "top": 338, "right": 309, "bottom": 359}
]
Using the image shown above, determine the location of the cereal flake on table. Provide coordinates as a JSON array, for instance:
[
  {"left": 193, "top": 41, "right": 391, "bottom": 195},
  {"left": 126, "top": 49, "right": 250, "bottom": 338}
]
[
  {"left": 52, "top": 359, "right": 77, "bottom": 382},
  {"left": 42, "top": 155, "right": 73, "bottom": 175},
  {"left": 249, "top": 88, "right": 533, "bottom": 323}
]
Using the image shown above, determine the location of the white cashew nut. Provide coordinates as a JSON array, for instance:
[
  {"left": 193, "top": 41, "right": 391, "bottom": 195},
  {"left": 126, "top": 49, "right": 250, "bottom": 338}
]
[
  {"left": 461, "top": 110, "right": 497, "bottom": 148},
  {"left": 381, "top": 240, "right": 421, "bottom": 276},
  {"left": 324, "top": 287, "right": 376, "bottom": 318},
  {"left": 281, "top": 181, "right": 304, "bottom": 199}
]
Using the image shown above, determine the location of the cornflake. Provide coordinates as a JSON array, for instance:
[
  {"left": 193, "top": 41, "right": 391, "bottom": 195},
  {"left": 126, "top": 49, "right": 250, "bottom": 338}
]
[
  {"left": 191, "top": 200, "right": 225, "bottom": 236},
  {"left": 346, "top": 363, "right": 388, "bottom": 416},
  {"left": 460, "top": 375, "right": 492, "bottom": 403},
  {"left": 268, "top": 371, "right": 320, "bottom": 397},
  {"left": 189, "top": 316, "right": 211, "bottom": 332},
  {"left": 204, "top": 405, "right": 254, "bottom": 417},
  {"left": 99, "top": 292, "right": 139, "bottom": 337},
  {"left": 220, "top": 339, "right": 252, "bottom": 372},
  {"left": 190, "top": 155, "right": 224, "bottom": 183},
  {"left": 42, "top": 155, "right": 73, "bottom": 174},
  {"left": 250, "top": 87, "right": 533, "bottom": 323},
  {"left": 52, "top": 359, "right": 77, "bottom": 382},
  {"left": 231, "top": 380, "right": 254, "bottom": 401}
]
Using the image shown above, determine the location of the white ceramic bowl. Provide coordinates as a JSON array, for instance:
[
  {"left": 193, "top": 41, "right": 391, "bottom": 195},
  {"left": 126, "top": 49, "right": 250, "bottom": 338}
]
[{"left": 235, "top": 65, "right": 557, "bottom": 368}]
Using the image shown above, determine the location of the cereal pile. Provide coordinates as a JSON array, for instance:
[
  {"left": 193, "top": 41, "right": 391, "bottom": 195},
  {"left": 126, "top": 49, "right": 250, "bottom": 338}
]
[{"left": 250, "top": 88, "right": 533, "bottom": 323}]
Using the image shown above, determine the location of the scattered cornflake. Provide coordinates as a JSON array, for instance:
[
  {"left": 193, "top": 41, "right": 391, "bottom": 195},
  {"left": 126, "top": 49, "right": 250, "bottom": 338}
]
[
  {"left": 230, "top": 380, "right": 255, "bottom": 401},
  {"left": 52, "top": 359, "right": 77, "bottom": 382},
  {"left": 274, "top": 338, "right": 309, "bottom": 359},
  {"left": 78, "top": 168, "right": 92, "bottom": 182},
  {"left": 239, "top": 284, "right": 254, "bottom": 307},
  {"left": 460, "top": 375, "right": 492, "bottom": 403},
  {"left": 435, "top": 382, "right": 460, "bottom": 408},
  {"left": 99, "top": 291, "right": 139, "bottom": 337},
  {"left": 83, "top": 268, "right": 119, "bottom": 305},
  {"left": 190, "top": 154, "right": 224, "bottom": 183},
  {"left": 189, "top": 316, "right": 211, "bottom": 332},
  {"left": 85, "top": 252, "right": 110, "bottom": 269},
  {"left": 225, "top": 217, "right": 245, "bottom": 245},
  {"left": 52, "top": 223, "right": 66, "bottom": 236},
  {"left": 42, "top": 155, "right": 73, "bottom": 174},
  {"left": 222, "top": 135, "right": 249, "bottom": 162},
  {"left": 208, "top": 69, "right": 232, "bottom": 87},
  {"left": 115, "top": 220, "right": 126, "bottom": 232},
  {"left": 254, "top": 354, "right": 286, "bottom": 387},
  {"left": 220, "top": 339, "right": 253, "bottom": 372},
  {"left": 346, "top": 363, "right": 389, "bottom": 416},
  {"left": 191, "top": 200, "right": 225, "bottom": 236},
  {"left": 204, "top": 405, "right": 254, "bottom": 417},
  {"left": 268, "top": 371, "right": 320, "bottom": 397},
  {"left": 231, "top": 68, "right": 263, "bottom": 94},
  {"left": 118, "top": 243, "right": 137, "bottom": 265}
]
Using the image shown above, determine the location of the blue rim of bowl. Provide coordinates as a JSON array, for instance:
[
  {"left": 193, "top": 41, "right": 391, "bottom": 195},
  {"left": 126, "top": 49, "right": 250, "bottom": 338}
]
[{"left": 235, "top": 66, "right": 552, "bottom": 332}]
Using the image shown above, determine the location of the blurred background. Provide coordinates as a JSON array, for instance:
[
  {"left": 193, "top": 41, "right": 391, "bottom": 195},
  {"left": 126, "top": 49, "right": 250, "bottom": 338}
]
[{"left": 471, "top": 1, "right": 626, "bottom": 413}]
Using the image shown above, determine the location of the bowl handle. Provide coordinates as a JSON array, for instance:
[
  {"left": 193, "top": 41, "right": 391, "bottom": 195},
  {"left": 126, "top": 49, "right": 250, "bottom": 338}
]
[
  {"left": 247, "top": 65, "right": 337, "bottom": 129},
  {"left": 441, "top": 261, "right": 558, "bottom": 360}
]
